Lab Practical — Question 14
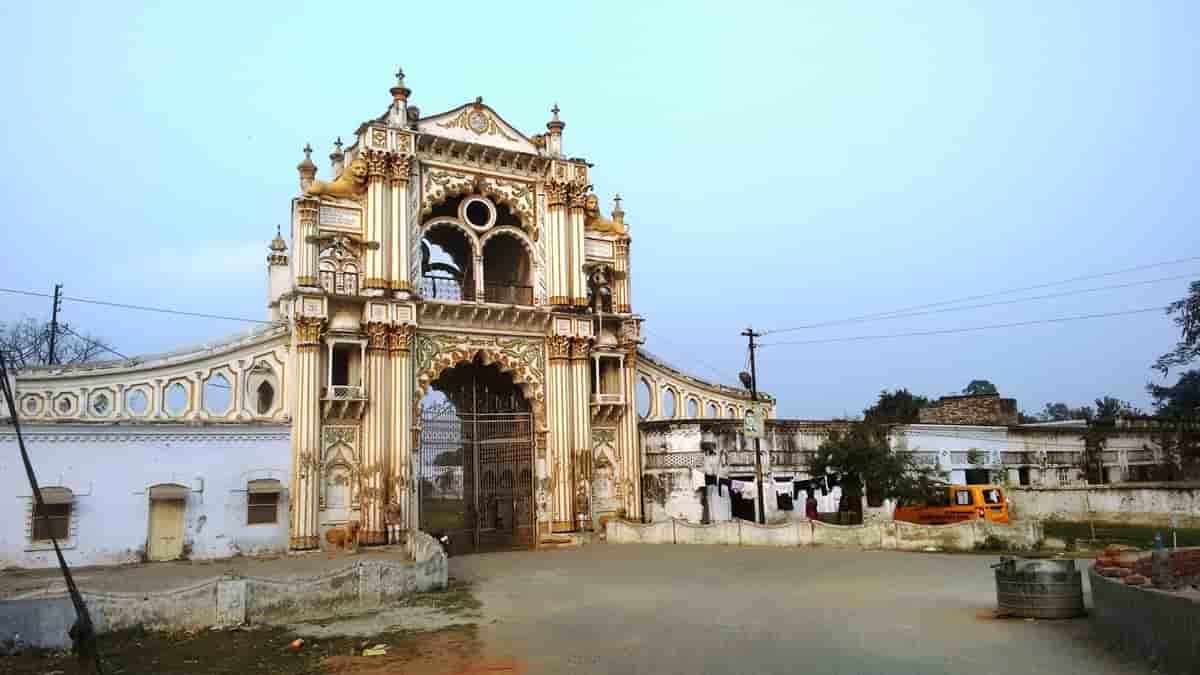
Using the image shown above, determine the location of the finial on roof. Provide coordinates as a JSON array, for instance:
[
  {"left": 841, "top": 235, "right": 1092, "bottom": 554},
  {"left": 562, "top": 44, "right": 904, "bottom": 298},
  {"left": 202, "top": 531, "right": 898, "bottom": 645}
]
[
  {"left": 297, "top": 143, "right": 317, "bottom": 191},
  {"left": 270, "top": 224, "right": 287, "bottom": 252},
  {"left": 612, "top": 193, "right": 625, "bottom": 223},
  {"left": 394, "top": 67, "right": 405, "bottom": 87},
  {"left": 547, "top": 103, "right": 565, "bottom": 136},
  {"left": 333, "top": 137, "right": 344, "bottom": 153},
  {"left": 551, "top": 103, "right": 561, "bottom": 120},
  {"left": 475, "top": 96, "right": 483, "bottom": 106}
]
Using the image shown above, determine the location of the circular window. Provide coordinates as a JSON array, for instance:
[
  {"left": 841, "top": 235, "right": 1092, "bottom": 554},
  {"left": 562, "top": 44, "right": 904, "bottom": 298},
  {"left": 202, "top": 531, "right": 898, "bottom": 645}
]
[
  {"left": 22, "top": 396, "right": 39, "bottom": 414},
  {"left": 92, "top": 393, "right": 110, "bottom": 415},
  {"left": 460, "top": 196, "right": 496, "bottom": 230},
  {"left": 56, "top": 396, "right": 73, "bottom": 415}
]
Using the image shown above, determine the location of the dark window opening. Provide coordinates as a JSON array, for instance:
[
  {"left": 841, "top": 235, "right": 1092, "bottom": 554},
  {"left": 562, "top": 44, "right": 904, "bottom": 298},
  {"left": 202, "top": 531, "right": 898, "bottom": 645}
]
[
  {"left": 257, "top": 381, "right": 275, "bottom": 414},
  {"left": 247, "top": 492, "right": 278, "bottom": 524},
  {"left": 482, "top": 233, "right": 532, "bottom": 305},
  {"left": 1018, "top": 466, "right": 1031, "bottom": 486},
  {"left": 331, "top": 345, "right": 353, "bottom": 386},
  {"left": 422, "top": 225, "right": 474, "bottom": 301},
  {"left": 465, "top": 200, "right": 491, "bottom": 227},
  {"left": 964, "top": 468, "right": 990, "bottom": 485},
  {"left": 32, "top": 502, "right": 70, "bottom": 540}
]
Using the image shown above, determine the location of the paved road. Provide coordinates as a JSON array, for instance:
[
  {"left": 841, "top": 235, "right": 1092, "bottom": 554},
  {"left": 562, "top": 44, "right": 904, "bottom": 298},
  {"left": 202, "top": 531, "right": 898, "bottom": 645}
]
[{"left": 452, "top": 545, "right": 1149, "bottom": 675}]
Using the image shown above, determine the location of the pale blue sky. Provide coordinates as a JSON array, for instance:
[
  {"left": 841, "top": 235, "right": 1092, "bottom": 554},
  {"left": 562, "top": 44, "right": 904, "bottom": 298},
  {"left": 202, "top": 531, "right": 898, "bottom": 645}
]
[{"left": 1, "top": 1, "right": 1196, "bottom": 417}]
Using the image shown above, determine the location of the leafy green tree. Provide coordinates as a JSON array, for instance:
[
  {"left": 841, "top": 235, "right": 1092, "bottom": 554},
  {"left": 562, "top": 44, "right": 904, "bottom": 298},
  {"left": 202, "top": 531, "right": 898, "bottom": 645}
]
[
  {"left": 807, "top": 423, "right": 943, "bottom": 518},
  {"left": 1041, "top": 402, "right": 1093, "bottom": 421},
  {"left": 1154, "top": 280, "right": 1200, "bottom": 373},
  {"left": 962, "top": 379, "right": 998, "bottom": 395},
  {"left": 1147, "top": 370, "right": 1200, "bottom": 417},
  {"left": 1094, "top": 396, "right": 1141, "bottom": 419},
  {"left": 862, "top": 388, "right": 929, "bottom": 425}
]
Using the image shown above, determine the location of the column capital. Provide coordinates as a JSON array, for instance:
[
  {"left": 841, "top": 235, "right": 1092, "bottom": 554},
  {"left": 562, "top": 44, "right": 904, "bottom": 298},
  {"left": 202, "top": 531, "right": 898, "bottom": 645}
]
[
  {"left": 364, "top": 148, "right": 389, "bottom": 179},
  {"left": 388, "top": 323, "right": 415, "bottom": 353},
  {"left": 365, "top": 321, "right": 389, "bottom": 351},
  {"left": 570, "top": 336, "right": 592, "bottom": 361},
  {"left": 548, "top": 335, "right": 572, "bottom": 361},
  {"left": 294, "top": 316, "right": 325, "bottom": 347},
  {"left": 389, "top": 154, "right": 413, "bottom": 185},
  {"left": 545, "top": 180, "right": 569, "bottom": 208}
]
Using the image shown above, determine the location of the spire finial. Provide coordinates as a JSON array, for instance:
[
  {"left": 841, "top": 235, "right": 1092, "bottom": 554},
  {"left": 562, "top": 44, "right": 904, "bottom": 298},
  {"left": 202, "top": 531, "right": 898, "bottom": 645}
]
[
  {"left": 303, "top": 143, "right": 312, "bottom": 159},
  {"left": 333, "top": 136, "right": 343, "bottom": 153},
  {"left": 614, "top": 193, "right": 622, "bottom": 209},
  {"left": 394, "top": 67, "right": 405, "bottom": 86},
  {"left": 551, "top": 103, "right": 560, "bottom": 120},
  {"left": 612, "top": 193, "right": 625, "bottom": 222}
]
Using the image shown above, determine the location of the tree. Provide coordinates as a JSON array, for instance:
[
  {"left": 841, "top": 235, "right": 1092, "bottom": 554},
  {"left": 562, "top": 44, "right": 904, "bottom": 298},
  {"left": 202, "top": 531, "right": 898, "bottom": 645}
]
[
  {"left": 1093, "top": 396, "right": 1141, "bottom": 419},
  {"left": 862, "top": 388, "right": 929, "bottom": 425},
  {"left": 1041, "top": 402, "right": 1093, "bottom": 421},
  {"left": 962, "top": 379, "right": 998, "bottom": 395},
  {"left": 0, "top": 316, "right": 115, "bottom": 369},
  {"left": 1155, "top": 280, "right": 1200, "bottom": 373},
  {"left": 1147, "top": 369, "right": 1200, "bottom": 417},
  {"left": 808, "top": 423, "right": 943, "bottom": 520}
]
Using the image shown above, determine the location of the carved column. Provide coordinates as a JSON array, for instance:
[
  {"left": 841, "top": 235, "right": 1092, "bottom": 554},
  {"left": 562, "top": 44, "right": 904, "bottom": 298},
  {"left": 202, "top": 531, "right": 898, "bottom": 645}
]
[
  {"left": 546, "top": 335, "right": 573, "bottom": 530},
  {"left": 545, "top": 181, "right": 569, "bottom": 306},
  {"left": 568, "top": 185, "right": 589, "bottom": 307},
  {"left": 570, "top": 337, "right": 593, "bottom": 528},
  {"left": 359, "top": 322, "right": 390, "bottom": 545},
  {"left": 363, "top": 150, "right": 389, "bottom": 291},
  {"left": 614, "top": 238, "right": 631, "bottom": 314},
  {"left": 295, "top": 198, "right": 320, "bottom": 287},
  {"left": 389, "top": 155, "right": 413, "bottom": 294},
  {"left": 618, "top": 340, "right": 641, "bottom": 519},
  {"left": 290, "top": 316, "right": 324, "bottom": 549},
  {"left": 388, "top": 323, "right": 415, "bottom": 532}
]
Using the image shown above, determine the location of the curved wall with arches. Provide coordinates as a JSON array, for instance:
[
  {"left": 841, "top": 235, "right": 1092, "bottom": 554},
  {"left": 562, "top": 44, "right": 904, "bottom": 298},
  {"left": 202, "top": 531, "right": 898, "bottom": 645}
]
[{"left": 634, "top": 348, "right": 774, "bottom": 423}]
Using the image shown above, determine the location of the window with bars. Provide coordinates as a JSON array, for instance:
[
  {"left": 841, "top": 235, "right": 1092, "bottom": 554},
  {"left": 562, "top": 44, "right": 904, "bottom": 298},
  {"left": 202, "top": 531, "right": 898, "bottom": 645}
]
[
  {"left": 32, "top": 502, "right": 71, "bottom": 541},
  {"left": 247, "top": 492, "right": 279, "bottom": 524}
]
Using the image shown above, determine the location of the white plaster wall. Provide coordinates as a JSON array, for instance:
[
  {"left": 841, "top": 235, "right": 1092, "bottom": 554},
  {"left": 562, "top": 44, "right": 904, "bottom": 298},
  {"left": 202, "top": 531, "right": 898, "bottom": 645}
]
[
  {"left": 1009, "top": 484, "right": 1200, "bottom": 527},
  {"left": 1, "top": 425, "right": 291, "bottom": 569}
]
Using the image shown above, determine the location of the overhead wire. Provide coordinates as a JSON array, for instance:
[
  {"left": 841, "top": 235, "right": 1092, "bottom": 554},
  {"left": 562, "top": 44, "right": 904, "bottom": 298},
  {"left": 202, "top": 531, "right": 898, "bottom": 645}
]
[
  {"left": 759, "top": 306, "right": 1166, "bottom": 348},
  {"left": 762, "top": 255, "right": 1199, "bottom": 335},
  {"left": 642, "top": 327, "right": 741, "bottom": 385},
  {"left": 0, "top": 287, "right": 277, "bottom": 325},
  {"left": 764, "top": 272, "right": 1194, "bottom": 333}
]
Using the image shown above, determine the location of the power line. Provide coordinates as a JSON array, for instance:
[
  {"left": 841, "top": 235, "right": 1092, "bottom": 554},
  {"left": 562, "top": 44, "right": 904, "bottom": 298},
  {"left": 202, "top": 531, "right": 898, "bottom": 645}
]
[
  {"left": 759, "top": 306, "right": 1165, "bottom": 348},
  {"left": 57, "top": 325, "right": 130, "bottom": 360},
  {"left": 642, "top": 327, "right": 740, "bottom": 384},
  {"left": 762, "top": 255, "right": 1200, "bottom": 335},
  {"left": 766, "top": 272, "right": 1194, "bottom": 333},
  {"left": 0, "top": 287, "right": 276, "bottom": 325}
]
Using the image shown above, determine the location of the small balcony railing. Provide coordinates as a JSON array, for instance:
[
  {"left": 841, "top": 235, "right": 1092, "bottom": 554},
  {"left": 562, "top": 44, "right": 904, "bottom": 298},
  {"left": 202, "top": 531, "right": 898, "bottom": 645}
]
[
  {"left": 320, "top": 271, "right": 359, "bottom": 296},
  {"left": 591, "top": 393, "right": 624, "bottom": 405},
  {"left": 422, "top": 274, "right": 474, "bottom": 302},
  {"left": 484, "top": 282, "right": 533, "bottom": 306},
  {"left": 321, "top": 385, "right": 367, "bottom": 419}
]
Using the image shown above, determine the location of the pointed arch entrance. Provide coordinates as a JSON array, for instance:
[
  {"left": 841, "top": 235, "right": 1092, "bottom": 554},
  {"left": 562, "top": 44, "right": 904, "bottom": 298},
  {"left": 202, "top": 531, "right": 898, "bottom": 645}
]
[{"left": 418, "top": 355, "right": 535, "bottom": 554}]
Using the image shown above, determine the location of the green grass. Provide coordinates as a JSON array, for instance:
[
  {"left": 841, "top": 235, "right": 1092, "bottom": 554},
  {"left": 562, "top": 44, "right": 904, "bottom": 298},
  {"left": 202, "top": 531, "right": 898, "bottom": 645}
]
[{"left": 1044, "top": 520, "right": 1200, "bottom": 549}]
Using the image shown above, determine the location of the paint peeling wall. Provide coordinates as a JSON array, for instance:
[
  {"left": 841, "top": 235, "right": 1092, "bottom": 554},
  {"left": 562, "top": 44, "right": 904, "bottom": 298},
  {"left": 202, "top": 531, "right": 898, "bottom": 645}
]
[{"left": 0, "top": 424, "right": 291, "bottom": 569}]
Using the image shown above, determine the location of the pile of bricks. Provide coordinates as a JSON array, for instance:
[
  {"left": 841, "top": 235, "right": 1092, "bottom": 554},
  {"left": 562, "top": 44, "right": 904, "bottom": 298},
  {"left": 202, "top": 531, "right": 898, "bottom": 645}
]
[{"left": 1094, "top": 545, "right": 1200, "bottom": 590}]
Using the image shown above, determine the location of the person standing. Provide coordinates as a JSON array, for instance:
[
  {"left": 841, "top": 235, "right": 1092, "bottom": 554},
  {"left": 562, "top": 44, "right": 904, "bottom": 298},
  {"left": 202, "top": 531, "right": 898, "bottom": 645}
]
[{"left": 805, "top": 489, "right": 818, "bottom": 521}]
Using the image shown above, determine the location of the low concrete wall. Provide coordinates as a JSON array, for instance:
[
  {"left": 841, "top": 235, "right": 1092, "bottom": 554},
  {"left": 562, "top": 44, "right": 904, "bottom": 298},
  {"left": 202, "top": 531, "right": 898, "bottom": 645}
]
[
  {"left": 1090, "top": 567, "right": 1200, "bottom": 674},
  {"left": 1010, "top": 483, "right": 1200, "bottom": 528},
  {"left": 0, "top": 534, "right": 448, "bottom": 650},
  {"left": 606, "top": 518, "right": 1043, "bottom": 552}
]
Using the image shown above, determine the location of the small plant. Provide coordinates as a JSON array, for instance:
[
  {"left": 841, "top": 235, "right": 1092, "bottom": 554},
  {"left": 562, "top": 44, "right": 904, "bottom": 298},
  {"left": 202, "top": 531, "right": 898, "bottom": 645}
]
[{"left": 976, "top": 535, "right": 1006, "bottom": 551}]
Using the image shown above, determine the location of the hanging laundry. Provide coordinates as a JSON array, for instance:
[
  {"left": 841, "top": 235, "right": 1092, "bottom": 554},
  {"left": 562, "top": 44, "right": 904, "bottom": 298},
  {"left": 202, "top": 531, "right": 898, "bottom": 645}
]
[{"left": 691, "top": 468, "right": 706, "bottom": 490}]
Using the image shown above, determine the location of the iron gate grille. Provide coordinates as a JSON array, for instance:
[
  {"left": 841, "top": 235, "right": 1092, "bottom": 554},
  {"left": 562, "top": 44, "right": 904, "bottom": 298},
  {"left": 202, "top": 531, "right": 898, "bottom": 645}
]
[{"left": 419, "top": 388, "right": 534, "bottom": 554}]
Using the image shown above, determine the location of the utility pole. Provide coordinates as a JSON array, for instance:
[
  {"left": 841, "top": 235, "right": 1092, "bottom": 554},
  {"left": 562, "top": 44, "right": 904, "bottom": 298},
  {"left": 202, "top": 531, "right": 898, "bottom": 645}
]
[
  {"left": 47, "top": 284, "right": 63, "bottom": 366},
  {"left": 742, "top": 327, "right": 766, "bottom": 524}
]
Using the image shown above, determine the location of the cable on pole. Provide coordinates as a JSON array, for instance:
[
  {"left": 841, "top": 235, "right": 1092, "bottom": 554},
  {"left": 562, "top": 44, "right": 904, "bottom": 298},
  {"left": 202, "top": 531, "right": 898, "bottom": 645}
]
[
  {"left": 0, "top": 287, "right": 277, "bottom": 325},
  {"left": 759, "top": 306, "right": 1166, "bottom": 348},
  {"left": 762, "top": 255, "right": 1199, "bottom": 335}
]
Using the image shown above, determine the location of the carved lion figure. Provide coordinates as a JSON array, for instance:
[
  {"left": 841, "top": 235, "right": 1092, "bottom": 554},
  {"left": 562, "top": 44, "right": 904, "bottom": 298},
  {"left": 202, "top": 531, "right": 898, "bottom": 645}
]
[
  {"left": 305, "top": 157, "right": 369, "bottom": 199},
  {"left": 583, "top": 194, "right": 627, "bottom": 235}
]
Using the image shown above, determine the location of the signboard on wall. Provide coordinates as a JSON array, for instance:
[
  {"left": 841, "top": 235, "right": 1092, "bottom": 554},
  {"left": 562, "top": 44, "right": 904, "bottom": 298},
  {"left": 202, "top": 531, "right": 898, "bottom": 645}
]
[{"left": 743, "top": 404, "right": 765, "bottom": 439}]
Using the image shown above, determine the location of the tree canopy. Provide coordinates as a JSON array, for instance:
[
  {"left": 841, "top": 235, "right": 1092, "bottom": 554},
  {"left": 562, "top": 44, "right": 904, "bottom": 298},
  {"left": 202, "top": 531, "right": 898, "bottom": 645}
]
[
  {"left": 0, "top": 316, "right": 115, "bottom": 370},
  {"left": 862, "top": 388, "right": 929, "bottom": 425},
  {"left": 1155, "top": 280, "right": 1200, "bottom": 374},
  {"left": 807, "top": 423, "right": 942, "bottom": 506},
  {"left": 1147, "top": 369, "right": 1200, "bottom": 418},
  {"left": 962, "top": 379, "right": 998, "bottom": 395}
]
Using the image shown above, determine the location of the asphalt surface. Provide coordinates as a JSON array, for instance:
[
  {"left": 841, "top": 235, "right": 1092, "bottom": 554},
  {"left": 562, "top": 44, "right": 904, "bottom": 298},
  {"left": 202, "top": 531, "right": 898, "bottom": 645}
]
[{"left": 451, "top": 544, "right": 1150, "bottom": 675}]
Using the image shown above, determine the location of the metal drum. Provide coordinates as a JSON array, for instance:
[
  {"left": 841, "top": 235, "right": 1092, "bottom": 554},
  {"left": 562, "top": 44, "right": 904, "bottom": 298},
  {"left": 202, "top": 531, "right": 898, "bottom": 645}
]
[{"left": 993, "top": 556, "right": 1085, "bottom": 619}]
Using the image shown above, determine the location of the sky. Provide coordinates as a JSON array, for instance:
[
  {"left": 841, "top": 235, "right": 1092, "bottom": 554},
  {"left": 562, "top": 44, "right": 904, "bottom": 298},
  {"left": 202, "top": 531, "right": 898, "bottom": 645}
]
[{"left": 0, "top": 1, "right": 1196, "bottom": 419}]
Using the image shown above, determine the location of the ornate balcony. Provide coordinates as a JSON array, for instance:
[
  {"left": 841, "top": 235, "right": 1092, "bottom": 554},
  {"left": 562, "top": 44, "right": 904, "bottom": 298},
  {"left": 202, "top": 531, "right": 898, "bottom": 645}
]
[
  {"left": 321, "top": 385, "right": 367, "bottom": 420},
  {"left": 590, "top": 392, "right": 625, "bottom": 424}
]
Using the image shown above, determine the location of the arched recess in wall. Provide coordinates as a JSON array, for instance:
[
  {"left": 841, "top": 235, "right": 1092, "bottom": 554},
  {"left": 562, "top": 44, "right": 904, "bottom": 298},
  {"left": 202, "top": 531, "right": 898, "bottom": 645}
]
[
  {"left": 726, "top": 405, "right": 737, "bottom": 419},
  {"left": 204, "top": 372, "right": 233, "bottom": 416},
  {"left": 707, "top": 402, "right": 720, "bottom": 418},
  {"left": 636, "top": 377, "right": 652, "bottom": 419},
  {"left": 662, "top": 387, "right": 677, "bottom": 419},
  {"left": 686, "top": 397, "right": 699, "bottom": 418},
  {"left": 246, "top": 361, "right": 280, "bottom": 417},
  {"left": 421, "top": 219, "right": 479, "bottom": 302}
]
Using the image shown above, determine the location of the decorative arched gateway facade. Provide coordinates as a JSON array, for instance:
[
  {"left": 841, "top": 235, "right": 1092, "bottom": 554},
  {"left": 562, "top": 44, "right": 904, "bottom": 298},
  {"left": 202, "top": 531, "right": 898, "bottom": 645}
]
[{"left": 2, "top": 71, "right": 768, "bottom": 566}]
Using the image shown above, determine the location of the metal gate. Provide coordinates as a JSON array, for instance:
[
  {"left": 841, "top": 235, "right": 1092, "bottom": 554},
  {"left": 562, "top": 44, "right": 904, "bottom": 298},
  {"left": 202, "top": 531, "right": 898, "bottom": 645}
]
[{"left": 418, "top": 371, "right": 534, "bottom": 555}]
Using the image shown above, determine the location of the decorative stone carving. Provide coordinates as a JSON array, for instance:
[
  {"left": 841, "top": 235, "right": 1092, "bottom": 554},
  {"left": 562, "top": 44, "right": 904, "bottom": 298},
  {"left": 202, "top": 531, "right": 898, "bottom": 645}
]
[
  {"left": 364, "top": 149, "right": 389, "bottom": 179},
  {"left": 389, "top": 154, "right": 413, "bottom": 185},
  {"left": 305, "top": 158, "right": 369, "bottom": 199},
  {"left": 547, "top": 335, "right": 571, "bottom": 361},
  {"left": 388, "top": 323, "right": 414, "bottom": 353},
  {"left": 413, "top": 333, "right": 546, "bottom": 421},
  {"left": 569, "top": 337, "right": 591, "bottom": 361},
  {"left": 544, "top": 181, "right": 569, "bottom": 208},
  {"left": 365, "top": 322, "right": 389, "bottom": 350},
  {"left": 584, "top": 195, "right": 627, "bottom": 235},
  {"left": 436, "top": 102, "right": 520, "bottom": 143},
  {"left": 295, "top": 316, "right": 324, "bottom": 346}
]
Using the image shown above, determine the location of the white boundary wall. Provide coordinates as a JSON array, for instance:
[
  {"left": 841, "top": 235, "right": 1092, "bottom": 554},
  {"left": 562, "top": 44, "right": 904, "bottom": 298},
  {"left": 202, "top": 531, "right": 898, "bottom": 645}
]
[{"left": 607, "top": 518, "right": 1043, "bottom": 551}]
